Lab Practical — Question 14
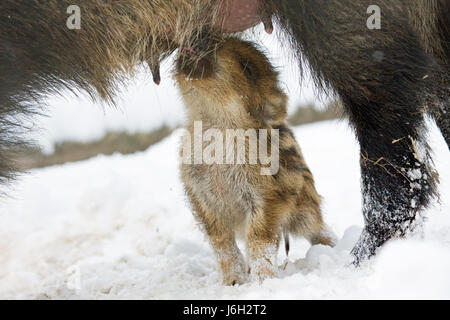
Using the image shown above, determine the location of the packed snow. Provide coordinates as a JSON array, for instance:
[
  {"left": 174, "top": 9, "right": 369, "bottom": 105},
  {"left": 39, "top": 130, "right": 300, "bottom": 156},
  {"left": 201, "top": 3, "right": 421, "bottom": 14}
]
[{"left": 0, "top": 119, "right": 449, "bottom": 300}]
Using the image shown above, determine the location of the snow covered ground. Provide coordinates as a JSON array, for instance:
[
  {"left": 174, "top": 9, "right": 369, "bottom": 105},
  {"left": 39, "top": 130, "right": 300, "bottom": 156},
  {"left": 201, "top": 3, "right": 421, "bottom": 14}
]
[{"left": 0, "top": 119, "right": 449, "bottom": 300}]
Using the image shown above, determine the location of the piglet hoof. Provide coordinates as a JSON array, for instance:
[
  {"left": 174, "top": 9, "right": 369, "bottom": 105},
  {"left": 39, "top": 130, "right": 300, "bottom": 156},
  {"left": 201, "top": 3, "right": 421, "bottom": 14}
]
[
  {"left": 249, "top": 256, "right": 278, "bottom": 283},
  {"left": 222, "top": 269, "right": 247, "bottom": 286}
]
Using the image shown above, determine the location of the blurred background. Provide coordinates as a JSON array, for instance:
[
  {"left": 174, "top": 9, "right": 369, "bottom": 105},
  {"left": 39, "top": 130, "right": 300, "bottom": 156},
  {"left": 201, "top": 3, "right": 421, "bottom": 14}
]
[{"left": 17, "top": 27, "right": 341, "bottom": 170}]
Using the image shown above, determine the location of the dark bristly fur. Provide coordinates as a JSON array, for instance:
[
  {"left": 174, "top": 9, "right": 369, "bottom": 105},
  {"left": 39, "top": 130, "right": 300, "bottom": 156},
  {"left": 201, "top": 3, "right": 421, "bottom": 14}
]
[
  {"left": 0, "top": 0, "right": 222, "bottom": 187},
  {"left": 266, "top": 0, "right": 450, "bottom": 264}
]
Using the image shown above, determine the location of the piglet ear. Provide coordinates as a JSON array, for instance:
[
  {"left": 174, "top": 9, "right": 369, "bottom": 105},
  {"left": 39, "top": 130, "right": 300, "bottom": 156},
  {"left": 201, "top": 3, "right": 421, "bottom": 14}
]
[{"left": 262, "top": 91, "right": 288, "bottom": 125}]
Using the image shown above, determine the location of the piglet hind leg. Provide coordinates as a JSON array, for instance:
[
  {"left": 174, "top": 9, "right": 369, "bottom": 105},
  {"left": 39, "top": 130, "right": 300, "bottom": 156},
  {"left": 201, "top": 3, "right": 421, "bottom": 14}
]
[
  {"left": 188, "top": 196, "right": 247, "bottom": 286},
  {"left": 203, "top": 219, "right": 248, "bottom": 286},
  {"left": 246, "top": 207, "right": 282, "bottom": 283},
  {"left": 211, "top": 232, "right": 248, "bottom": 286},
  {"left": 308, "top": 226, "right": 337, "bottom": 248}
]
